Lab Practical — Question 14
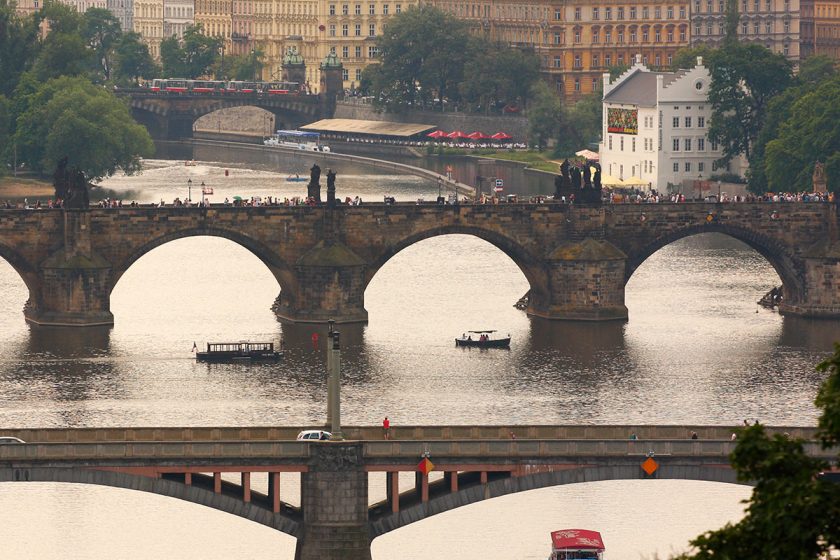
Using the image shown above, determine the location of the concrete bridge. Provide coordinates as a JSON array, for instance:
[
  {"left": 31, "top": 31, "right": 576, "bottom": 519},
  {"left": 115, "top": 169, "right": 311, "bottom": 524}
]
[
  {"left": 0, "top": 425, "right": 830, "bottom": 560},
  {"left": 120, "top": 91, "right": 324, "bottom": 139},
  {"left": 2, "top": 202, "right": 840, "bottom": 327}
]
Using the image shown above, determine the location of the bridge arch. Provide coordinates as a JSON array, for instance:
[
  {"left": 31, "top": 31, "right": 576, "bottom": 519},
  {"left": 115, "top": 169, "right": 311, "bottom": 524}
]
[
  {"left": 0, "top": 467, "right": 301, "bottom": 537},
  {"left": 370, "top": 463, "right": 744, "bottom": 538},
  {"left": 364, "top": 226, "right": 548, "bottom": 305},
  {"left": 625, "top": 223, "right": 803, "bottom": 298},
  {"left": 111, "top": 227, "right": 298, "bottom": 301}
]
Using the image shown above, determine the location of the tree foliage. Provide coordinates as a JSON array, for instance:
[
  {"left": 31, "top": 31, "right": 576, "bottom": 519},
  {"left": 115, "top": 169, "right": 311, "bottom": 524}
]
[
  {"left": 706, "top": 43, "right": 792, "bottom": 164},
  {"left": 675, "top": 345, "right": 840, "bottom": 560},
  {"left": 671, "top": 45, "right": 716, "bottom": 71},
  {"left": 460, "top": 43, "right": 540, "bottom": 111},
  {"left": 14, "top": 76, "right": 153, "bottom": 181},
  {"left": 161, "top": 24, "right": 220, "bottom": 79},
  {"left": 113, "top": 31, "right": 159, "bottom": 85},
  {"left": 81, "top": 7, "right": 122, "bottom": 81},
  {"left": 0, "top": 0, "right": 40, "bottom": 97},
  {"left": 528, "top": 81, "right": 564, "bottom": 151}
]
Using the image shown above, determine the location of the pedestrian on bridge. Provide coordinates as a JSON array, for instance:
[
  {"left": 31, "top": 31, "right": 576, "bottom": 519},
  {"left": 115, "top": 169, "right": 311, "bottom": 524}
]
[{"left": 383, "top": 416, "right": 391, "bottom": 440}]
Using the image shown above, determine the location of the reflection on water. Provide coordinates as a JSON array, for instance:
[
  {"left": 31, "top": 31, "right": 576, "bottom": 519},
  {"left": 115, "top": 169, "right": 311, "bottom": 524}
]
[{"left": 0, "top": 158, "right": 838, "bottom": 559}]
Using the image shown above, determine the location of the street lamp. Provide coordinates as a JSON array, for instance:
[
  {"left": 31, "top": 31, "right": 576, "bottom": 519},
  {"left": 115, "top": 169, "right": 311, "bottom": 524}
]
[
  {"left": 187, "top": 177, "right": 192, "bottom": 206},
  {"left": 697, "top": 173, "right": 703, "bottom": 202},
  {"left": 717, "top": 180, "right": 722, "bottom": 202}
]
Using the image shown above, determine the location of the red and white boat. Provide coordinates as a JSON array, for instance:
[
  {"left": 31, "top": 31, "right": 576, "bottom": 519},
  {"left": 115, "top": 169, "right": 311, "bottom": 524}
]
[{"left": 548, "top": 529, "right": 605, "bottom": 560}]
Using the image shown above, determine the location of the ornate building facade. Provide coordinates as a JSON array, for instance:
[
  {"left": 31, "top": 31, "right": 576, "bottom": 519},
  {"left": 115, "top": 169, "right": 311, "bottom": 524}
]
[
  {"left": 689, "top": 0, "right": 800, "bottom": 61},
  {"left": 133, "top": 0, "right": 165, "bottom": 57},
  {"left": 813, "top": 0, "right": 840, "bottom": 58},
  {"left": 164, "top": 0, "right": 194, "bottom": 39}
]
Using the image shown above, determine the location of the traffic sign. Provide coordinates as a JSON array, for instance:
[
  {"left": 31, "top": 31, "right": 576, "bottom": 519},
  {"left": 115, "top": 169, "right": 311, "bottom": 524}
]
[{"left": 495, "top": 179, "right": 504, "bottom": 187}]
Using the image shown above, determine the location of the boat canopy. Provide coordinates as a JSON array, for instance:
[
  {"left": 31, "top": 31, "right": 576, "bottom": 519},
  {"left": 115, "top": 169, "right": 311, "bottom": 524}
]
[
  {"left": 275, "top": 130, "right": 320, "bottom": 139},
  {"left": 551, "top": 530, "right": 605, "bottom": 551},
  {"left": 467, "top": 330, "right": 497, "bottom": 334}
]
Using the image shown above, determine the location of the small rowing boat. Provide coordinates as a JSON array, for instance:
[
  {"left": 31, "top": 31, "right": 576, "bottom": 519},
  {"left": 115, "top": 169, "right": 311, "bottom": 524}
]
[{"left": 455, "top": 330, "right": 511, "bottom": 348}]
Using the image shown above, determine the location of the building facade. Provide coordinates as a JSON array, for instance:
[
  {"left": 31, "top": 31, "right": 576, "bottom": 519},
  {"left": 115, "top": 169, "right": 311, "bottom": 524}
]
[
  {"left": 108, "top": 0, "right": 135, "bottom": 31},
  {"left": 164, "top": 0, "right": 194, "bottom": 39},
  {"left": 599, "top": 56, "right": 725, "bottom": 191},
  {"left": 134, "top": 0, "right": 165, "bottom": 57},
  {"left": 689, "top": 0, "right": 800, "bottom": 62},
  {"left": 813, "top": 0, "right": 840, "bottom": 58}
]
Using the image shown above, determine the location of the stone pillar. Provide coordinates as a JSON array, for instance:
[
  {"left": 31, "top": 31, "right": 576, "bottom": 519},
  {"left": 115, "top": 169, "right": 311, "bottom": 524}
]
[
  {"left": 24, "top": 210, "right": 114, "bottom": 327},
  {"left": 296, "top": 443, "right": 371, "bottom": 560},
  {"left": 528, "top": 239, "right": 628, "bottom": 321},
  {"left": 273, "top": 241, "right": 368, "bottom": 324},
  {"left": 779, "top": 244, "right": 840, "bottom": 318}
]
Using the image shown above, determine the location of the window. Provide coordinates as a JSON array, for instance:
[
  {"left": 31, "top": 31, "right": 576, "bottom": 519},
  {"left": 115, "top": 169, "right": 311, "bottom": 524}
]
[
  {"left": 674, "top": 162, "right": 680, "bottom": 171},
  {"left": 685, "top": 162, "right": 691, "bottom": 171},
  {"left": 698, "top": 116, "right": 705, "bottom": 128},
  {"left": 342, "top": 68, "right": 349, "bottom": 80},
  {"left": 555, "top": 8, "right": 562, "bottom": 19},
  {"left": 695, "top": 0, "right": 701, "bottom": 11},
  {"left": 575, "top": 7, "right": 581, "bottom": 20},
  {"left": 605, "top": 54, "right": 612, "bottom": 66},
  {"left": 593, "top": 30, "right": 600, "bottom": 43},
  {"left": 630, "top": 6, "right": 636, "bottom": 18},
  {"left": 620, "top": 137, "right": 624, "bottom": 150},
  {"left": 574, "top": 54, "right": 582, "bottom": 67},
  {"left": 593, "top": 78, "right": 598, "bottom": 90},
  {"left": 329, "top": 23, "right": 336, "bottom": 35},
  {"left": 718, "top": 0, "right": 724, "bottom": 11},
  {"left": 605, "top": 7, "right": 612, "bottom": 19},
  {"left": 643, "top": 29, "right": 649, "bottom": 41},
  {"left": 685, "top": 116, "right": 692, "bottom": 127},
  {"left": 643, "top": 6, "right": 649, "bottom": 17},
  {"left": 711, "top": 140, "right": 718, "bottom": 150},
  {"left": 784, "top": 43, "right": 789, "bottom": 56},
  {"left": 667, "top": 6, "right": 673, "bottom": 18},
  {"left": 355, "top": 46, "right": 361, "bottom": 57},
  {"left": 698, "top": 162, "right": 705, "bottom": 172},
  {"left": 609, "top": 136, "right": 613, "bottom": 149},
  {"left": 368, "top": 23, "right": 375, "bottom": 35},
  {"left": 554, "top": 32, "right": 563, "bottom": 44},
  {"left": 355, "top": 3, "right": 360, "bottom": 14},
  {"left": 369, "top": 3, "right": 374, "bottom": 14},
  {"left": 667, "top": 29, "right": 674, "bottom": 41},
  {"left": 340, "top": 23, "right": 347, "bottom": 35},
  {"left": 685, "top": 138, "right": 692, "bottom": 150},
  {"left": 668, "top": 54, "right": 673, "bottom": 65},
  {"left": 754, "top": 0, "right": 759, "bottom": 10},
  {"left": 383, "top": 4, "right": 388, "bottom": 14},
  {"left": 673, "top": 116, "right": 680, "bottom": 127},
  {"left": 575, "top": 29, "right": 581, "bottom": 42},
  {"left": 395, "top": 3, "right": 401, "bottom": 13},
  {"left": 574, "top": 78, "right": 580, "bottom": 91},
  {"left": 655, "top": 54, "right": 661, "bottom": 65},
  {"left": 632, "top": 138, "right": 636, "bottom": 152},
  {"left": 605, "top": 30, "right": 612, "bottom": 42},
  {"left": 680, "top": 6, "right": 686, "bottom": 17},
  {"left": 618, "top": 7, "right": 624, "bottom": 19},
  {"left": 618, "top": 30, "right": 624, "bottom": 42},
  {"left": 593, "top": 53, "right": 600, "bottom": 67},
  {"left": 655, "top": 29, "right": 661, "bottom": 41},
  {"left": 618, "top": 53, "right": 625, "bottom": 65},
  {"left": 631, "top": 29, "right": 637, "bottom": 41},
  {"left": 655, "top": 7, "right": 661, "bottom": 18},
  {"left": 784, "top": 20, "right": 790, "bottom": 32},
  {"left": 673, "top": 138, "right": 680, "bottom": 150},
  {"left": 553, "top": 56, "right": 562, "bottom": 68},
  {"left": 342, "top": 3, "right": 348, "bottom": 14},
  {"left": 329, "top": 4, "right": 335, "bottom": 14},
  {"left": 707, "top": 23, "right": 713, "bottom": 34},
  {"left": 698, "top": 138, "right": 705, "bottom": 150},
  {"left": 742, "top": 22, "right": 747, "bottom": 34},
  {"left": 342, "top": 46, "right": 349, "bottom": 57},
  {"left": 368, "top": 45, "right": 378, "bottom": 57},
  {"left": 753, "top": 21, "right": 759, "bottom": 33},
  {"left": 696, "top": 24, "right": 701, "bottom": 35},
  {"left": 766, "top": 21, "right": 772, "bottom": 33},
  {"left": 708, "top": 1, "right": 713, "bottom": 12}
]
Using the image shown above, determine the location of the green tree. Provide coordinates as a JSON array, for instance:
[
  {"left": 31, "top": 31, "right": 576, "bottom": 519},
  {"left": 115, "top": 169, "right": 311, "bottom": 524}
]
[
  {"left": 528, "top": 81, "right": 564, "bottom": 151},
  {"left": 371, "top": 5, "right": 470, "bottom": 110},
  {"left": 13, "top": 76, "right": 153, "bottom": 181},
  {"left": 160, "top": 24, "right": 220, "bottom": 78},
  {"left": 0, "top": 0, "right": 40, "bottom": 97},
  {"left": 0, "top": 94, "right": 11, "bottom": 172},
  {"left": 82, "top": 7, "right": 122, "bottom": 81},
  {"left": 32, "top": 32, "right": 92, "bottom": 81},
  {"left": 460, "top": 42, "right": 540, "bottom": 112},
  {"left": 113, "top": 31, "right": 159, "bottom": 85},
  {"left": 706, "top": 43, "right": 792, "bottom": 165},
  {"left": 675, "top": 345, "right": 840, "bottom": 560},
  {"left": 764, "top": 77, "right": 840, "bottom": 192},
  {"left": 234, "top": 49, "right": 264, "bottom": 80},
  {"left": 671, "top": 45, "right": 716, "bottom": 70}
]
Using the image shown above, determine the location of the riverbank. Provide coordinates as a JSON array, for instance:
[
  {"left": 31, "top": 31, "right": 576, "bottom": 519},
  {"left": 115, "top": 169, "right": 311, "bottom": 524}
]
[{"left": 0, "top": 175, "right": 53, "bottom": 199}]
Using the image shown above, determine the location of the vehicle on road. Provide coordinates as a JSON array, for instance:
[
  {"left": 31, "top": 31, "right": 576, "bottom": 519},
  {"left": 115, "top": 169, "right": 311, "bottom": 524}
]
[
  {"left": 0, "top": 436, "right": 25, "bottom": 444},
  {"left": 296, "top": 430, "right": 332, "bottom": 441}
]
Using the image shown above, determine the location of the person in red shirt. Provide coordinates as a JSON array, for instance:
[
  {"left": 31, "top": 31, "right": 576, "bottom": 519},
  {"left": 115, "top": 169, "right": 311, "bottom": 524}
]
[{"left": 383, "top": 417, "right": 391, "bottom": 440}]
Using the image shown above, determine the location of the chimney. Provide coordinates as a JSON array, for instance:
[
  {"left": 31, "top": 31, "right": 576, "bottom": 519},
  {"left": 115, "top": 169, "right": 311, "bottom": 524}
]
[{"left": 697, "top": 56, "right": 703, "bottom": 66}]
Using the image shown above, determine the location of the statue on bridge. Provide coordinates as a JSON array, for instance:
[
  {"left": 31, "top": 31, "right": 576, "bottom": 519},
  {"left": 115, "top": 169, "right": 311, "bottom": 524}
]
[
  {"left": 53, "top": 156, "right": 90, "bottom": 210},
  {"left": 813, "top": 161, "right": 827, "bottom": 192},
  {"left": 308, "top": 163, "right": 322, "bottom": 202},
  {"left": 326, "top": 169, "right": 337, "bottom": 207},
  {"left": 554, "top": 159, "right": 571, "bottom": 199}
]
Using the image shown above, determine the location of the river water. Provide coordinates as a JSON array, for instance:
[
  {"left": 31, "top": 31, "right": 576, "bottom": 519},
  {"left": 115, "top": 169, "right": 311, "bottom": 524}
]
[{"left": 0, "top": 145, "right": 837, "bottom": 559}]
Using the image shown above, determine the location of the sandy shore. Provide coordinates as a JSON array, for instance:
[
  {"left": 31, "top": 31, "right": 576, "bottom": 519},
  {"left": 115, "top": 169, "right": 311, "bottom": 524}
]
[{"left": 0, "top": 176, "right": 54, "bottom": 199}]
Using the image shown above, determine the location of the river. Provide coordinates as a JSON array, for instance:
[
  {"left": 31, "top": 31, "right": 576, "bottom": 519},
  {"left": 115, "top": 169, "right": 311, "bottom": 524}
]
[{"left": 0, "top": 145, "right": 837, "bottom": 559}]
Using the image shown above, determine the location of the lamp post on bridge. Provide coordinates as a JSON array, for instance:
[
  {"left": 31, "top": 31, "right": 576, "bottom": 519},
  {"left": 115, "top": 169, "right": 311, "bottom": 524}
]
[
  {"left": 187, "top": 177, "right": 192, "bottom": 206},
  {"left": 326, "top": 319, "right": 343, "bottom": 440}
]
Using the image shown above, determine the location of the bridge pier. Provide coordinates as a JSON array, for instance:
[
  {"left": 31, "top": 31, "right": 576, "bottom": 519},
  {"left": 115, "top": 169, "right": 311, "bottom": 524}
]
[
  {"left": 273, "top": 242, "right": 368, "bottom": 324},
  {"left": 24, "top": 211, "right": 114, "bottom": 327},
  {"left": 779, "top": 247, "right": 840, "bottom": 318},
  {"left": 296, "top": 443, "right": 371, "bottom": 560},
  {"left": 528, "top": 239, "right": 629, "bottom": 321}
]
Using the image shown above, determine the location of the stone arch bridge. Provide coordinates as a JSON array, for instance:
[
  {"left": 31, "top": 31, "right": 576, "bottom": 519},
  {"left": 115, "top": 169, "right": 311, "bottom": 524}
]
[
  {"left": 1, "top": 202, "right": 839, "bottom": 327},
  {"left": 0, "top": 425, "right": 828, "bottom": 559},
  {"left": 119, "top": 91, "right": 324, "bottom": 139}
]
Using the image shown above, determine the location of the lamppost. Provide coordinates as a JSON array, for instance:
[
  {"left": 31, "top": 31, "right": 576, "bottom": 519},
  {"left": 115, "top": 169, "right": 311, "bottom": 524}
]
[
  {"left": 187, "top": 177, "right": 192, "bottom": 206},
  {"left": 717, "top": 180, "right": 722, "bottom": 202},
  {"left": 697, "top": 173, "right": 703, "bottom": 201}
]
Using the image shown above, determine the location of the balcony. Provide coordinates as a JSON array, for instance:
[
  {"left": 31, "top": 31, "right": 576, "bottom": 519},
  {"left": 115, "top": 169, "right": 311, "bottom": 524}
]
[{"left": 231, "top": 31, "right": 250, "bottom": 42}]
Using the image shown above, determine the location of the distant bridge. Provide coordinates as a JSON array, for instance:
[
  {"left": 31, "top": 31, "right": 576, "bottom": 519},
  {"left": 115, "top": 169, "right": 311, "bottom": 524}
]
[
  {"left": 117, "top": 90, "right": 325, "bottom": 139},
  {"left": 1, "top": 203, "right": 839, "bottom": 327},
  {"left": 0, "top": 425, "right": 830, "bottom": 560}
]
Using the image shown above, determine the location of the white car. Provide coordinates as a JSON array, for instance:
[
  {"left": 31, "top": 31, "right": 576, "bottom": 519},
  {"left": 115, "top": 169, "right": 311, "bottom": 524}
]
[
  {"left": 296, "top": 430, "right": 331, "bottom": 441},
  {"left": 0, "top": 436, "right": 25, "bottom": 444}
]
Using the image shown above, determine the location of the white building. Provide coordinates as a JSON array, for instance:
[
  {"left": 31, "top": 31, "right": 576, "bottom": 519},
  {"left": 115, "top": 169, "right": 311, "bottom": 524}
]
[
  {"left": 163, "top": 0, "right": 194, "bottom": 39},
  {"left": 599, "top": 55, "right": 731, "bottom": 193}
]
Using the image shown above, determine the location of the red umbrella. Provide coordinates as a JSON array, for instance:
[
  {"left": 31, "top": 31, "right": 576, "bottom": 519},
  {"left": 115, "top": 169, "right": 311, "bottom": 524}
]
[
  {"left": 447, "top": 130, "right": 469, "bottom": 139},
  {"left": 427, "top": 130, "right": 447, "bottom": 138},
  {"left": 467, "top": 131, "right": 489, "bottom": 140},
  {"left": 491, "top": 132, "right": 512, "bottom": 140}
]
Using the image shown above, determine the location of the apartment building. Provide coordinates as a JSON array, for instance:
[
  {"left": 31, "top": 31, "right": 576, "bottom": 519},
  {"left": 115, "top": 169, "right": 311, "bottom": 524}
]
[{"left": 164, "top": 0, "right": 194, "bottom": 39}]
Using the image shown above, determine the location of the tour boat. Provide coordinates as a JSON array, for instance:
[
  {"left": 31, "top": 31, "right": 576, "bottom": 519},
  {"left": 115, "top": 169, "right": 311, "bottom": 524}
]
[
  {"left": 455, "top": 330, "right": 511, "bottom": 348},
  {"left": 547, "top": 529, "right": 605, "bottom": 560},
  {"left": 285, "top": 175, "right": 308, "bottom": 182},
  {"left": 195, "top": 342, "right": 283, "bottom": 362},
  {"left": 264, "top": 130, "right": 330, "bottom": 152}
]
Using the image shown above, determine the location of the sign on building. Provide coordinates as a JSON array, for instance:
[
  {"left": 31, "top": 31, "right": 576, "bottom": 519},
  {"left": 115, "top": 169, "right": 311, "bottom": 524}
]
[{"left": 607, "top": 108, "right": 638, "bottom": 135}]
